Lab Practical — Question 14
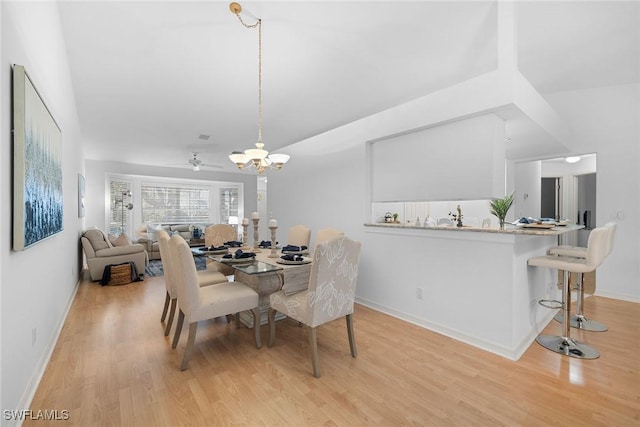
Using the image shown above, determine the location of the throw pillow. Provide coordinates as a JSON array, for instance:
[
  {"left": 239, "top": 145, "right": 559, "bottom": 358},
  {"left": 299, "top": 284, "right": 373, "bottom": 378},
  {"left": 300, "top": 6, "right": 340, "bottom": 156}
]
[{"left": 112, "top": 233, "right": 132, "bottom": 247}]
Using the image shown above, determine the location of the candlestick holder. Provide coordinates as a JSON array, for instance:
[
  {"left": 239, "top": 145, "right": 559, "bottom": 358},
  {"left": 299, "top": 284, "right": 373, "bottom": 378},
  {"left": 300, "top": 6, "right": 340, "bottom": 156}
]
[
  {"left": 252, "top": 218, "right": 261, "bottom": 251},
  {"left": 268, "top": 226, "right": 278, "bottom": 258},
  {"left": 241, "top": 223, "right": 249, "bottom": 248}
]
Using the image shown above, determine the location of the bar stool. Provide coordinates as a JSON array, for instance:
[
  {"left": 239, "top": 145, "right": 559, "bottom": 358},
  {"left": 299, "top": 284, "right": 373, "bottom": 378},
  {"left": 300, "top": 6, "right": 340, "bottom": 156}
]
[
  {"left": 547, "top": 222, "right": 616, "bottom": 332},
  {"left": 527, "top": 226, "right": 609, "bottom": 359}
]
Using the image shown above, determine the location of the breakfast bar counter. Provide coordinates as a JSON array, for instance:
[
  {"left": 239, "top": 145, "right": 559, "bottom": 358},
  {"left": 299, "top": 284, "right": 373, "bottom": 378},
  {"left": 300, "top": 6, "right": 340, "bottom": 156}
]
[{"left": 362, "top": 222, "right": 583, "bottom": 360}]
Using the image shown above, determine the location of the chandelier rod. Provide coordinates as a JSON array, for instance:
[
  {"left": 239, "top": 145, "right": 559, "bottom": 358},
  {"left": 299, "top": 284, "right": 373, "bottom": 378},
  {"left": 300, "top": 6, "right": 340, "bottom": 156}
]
[{"left": 232, "top": 4, "right": 262, "bottom": 146}]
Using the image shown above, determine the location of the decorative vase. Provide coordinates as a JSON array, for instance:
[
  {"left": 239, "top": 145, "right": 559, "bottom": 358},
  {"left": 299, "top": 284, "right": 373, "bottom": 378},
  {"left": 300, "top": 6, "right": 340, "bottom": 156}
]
[{"left": 499, "top": 219, "right": 505, "bottom": 230}]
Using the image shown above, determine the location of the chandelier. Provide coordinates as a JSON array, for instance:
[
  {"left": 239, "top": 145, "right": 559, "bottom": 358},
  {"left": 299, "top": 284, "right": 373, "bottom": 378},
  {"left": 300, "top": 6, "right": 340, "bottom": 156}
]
[{"left": 228, "top": 2, "right": 290, "bottom": 174}]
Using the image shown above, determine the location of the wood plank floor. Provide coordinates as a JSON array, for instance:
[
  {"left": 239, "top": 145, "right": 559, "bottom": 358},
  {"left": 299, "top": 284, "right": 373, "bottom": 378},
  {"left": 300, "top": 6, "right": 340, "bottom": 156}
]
[{"left": 26, "top": 275, "right": 640, "bottom": 426}]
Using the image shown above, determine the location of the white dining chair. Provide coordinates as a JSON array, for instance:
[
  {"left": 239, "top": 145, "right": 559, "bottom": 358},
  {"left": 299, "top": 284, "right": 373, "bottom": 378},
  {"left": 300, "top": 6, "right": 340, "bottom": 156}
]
[
  {"left": 157, "top": 230, "right": 228, "bottom": 336},
  {"left": 169, "top": 234, "right": 261, "bottom": 370},
  {"left": 315, "top": 227, "right": 344, "bottom": 246},
  {"left": 287, "top": 224, "right": 311, "bottom": 248},
  {"left": 204, "top": 224, "right": 238, "bottom": 276}
]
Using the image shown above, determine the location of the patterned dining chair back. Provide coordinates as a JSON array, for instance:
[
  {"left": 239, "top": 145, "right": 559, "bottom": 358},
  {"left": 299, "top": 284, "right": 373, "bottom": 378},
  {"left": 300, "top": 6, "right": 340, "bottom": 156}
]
[
  {"left": 306, "top": 236, "right": 362, "bottom": 327},
  {"left": 205, "top": 224, "right": 237, "bottom": 247}
]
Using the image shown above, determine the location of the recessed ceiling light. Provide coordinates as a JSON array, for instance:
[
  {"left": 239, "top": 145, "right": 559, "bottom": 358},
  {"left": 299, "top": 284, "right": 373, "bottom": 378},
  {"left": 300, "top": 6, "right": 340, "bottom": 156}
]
[{"left": 565, "top": 156, "right": 581, "bottom": 163}]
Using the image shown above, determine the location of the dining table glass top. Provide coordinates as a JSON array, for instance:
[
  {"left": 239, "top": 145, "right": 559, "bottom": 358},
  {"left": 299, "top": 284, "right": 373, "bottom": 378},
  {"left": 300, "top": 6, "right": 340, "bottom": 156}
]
[{"left": 210, "top": 257, "right": 283, "bottom": 275}]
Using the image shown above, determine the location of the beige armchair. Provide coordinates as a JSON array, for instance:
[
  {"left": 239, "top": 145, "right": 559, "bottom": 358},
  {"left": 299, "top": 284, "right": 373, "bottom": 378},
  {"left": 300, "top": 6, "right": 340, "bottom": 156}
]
[
  {"left": 81, "top": 228, "right": 148, "bottom": 281},
  {"left": 268, "top": 236, "right": 362, "bottom": 377}
]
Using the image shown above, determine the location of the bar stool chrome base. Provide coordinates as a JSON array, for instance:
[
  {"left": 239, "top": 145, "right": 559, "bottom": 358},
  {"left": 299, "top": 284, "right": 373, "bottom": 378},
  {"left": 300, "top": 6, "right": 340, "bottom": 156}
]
[
  {"left": 536, "top": 334, "right": 600, "bottom": 359},
  {"left": 554, "top": 313, "right": 608, "bottom": 332}
]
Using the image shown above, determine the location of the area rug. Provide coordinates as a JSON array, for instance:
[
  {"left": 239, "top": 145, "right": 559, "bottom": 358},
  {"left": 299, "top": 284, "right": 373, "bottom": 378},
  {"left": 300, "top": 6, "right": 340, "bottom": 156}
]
[{"left": 144, "top": 256, "right": 206, "bottom": 277}]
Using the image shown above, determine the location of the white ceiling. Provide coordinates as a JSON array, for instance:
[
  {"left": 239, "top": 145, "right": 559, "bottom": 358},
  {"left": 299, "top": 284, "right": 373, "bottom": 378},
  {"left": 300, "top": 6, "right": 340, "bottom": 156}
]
[{"left": 57, "top": 1, "right": 639, "bottom": 172}]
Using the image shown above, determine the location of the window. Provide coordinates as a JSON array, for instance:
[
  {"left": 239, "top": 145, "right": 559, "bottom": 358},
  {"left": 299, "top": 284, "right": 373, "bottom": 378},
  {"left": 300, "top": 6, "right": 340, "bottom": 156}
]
[
  {"left": 106, "top": 174, "right": 243, "bottom": 233},
  {"left": 220, "top": 187, "right": 239, "bottom": 225},
  {"left": 141, "top": 181, "right": 210, "bottom": 224}
]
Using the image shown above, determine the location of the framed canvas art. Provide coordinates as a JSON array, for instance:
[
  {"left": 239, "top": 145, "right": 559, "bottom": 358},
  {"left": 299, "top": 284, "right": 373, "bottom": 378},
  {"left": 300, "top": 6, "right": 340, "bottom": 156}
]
[{"left": 12, "top": 64, "right": 63, "bottom": 250}]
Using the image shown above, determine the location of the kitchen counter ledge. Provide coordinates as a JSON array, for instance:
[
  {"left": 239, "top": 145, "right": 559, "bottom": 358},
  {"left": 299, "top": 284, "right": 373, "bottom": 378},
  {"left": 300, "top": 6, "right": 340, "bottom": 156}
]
[{"left": 364, "top": 222, "right": 582, "bottom": 236}]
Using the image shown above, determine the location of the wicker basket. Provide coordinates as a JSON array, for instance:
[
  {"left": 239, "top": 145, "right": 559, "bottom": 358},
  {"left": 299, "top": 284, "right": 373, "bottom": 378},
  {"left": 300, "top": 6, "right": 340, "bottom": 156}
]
[{"left": 108, "top": 263, "right": 133, "bottom": 286}]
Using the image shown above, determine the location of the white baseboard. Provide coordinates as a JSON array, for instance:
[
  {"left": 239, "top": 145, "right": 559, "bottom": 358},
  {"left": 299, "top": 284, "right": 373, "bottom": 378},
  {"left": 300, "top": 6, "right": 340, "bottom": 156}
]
[
  {"left": 11, "top": 279, "right": 80, "bottom": 427},
  {"left": 594, "top": 290, "right": 640, "bottom": 303},
  {"left": 355, "top": 296, "right": 555, "bottom": 361}
]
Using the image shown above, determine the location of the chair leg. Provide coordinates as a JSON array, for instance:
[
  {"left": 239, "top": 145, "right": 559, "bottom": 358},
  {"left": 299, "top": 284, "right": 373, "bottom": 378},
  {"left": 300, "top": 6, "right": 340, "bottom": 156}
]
[
  {"left": 268, "top": 308, "right": 277, "bottom": 347},
  {"left": 536, "top": 270, "right": 599, "bottom": 359},
  {"left": 172, "top": 309, "right": 185, "bottom": 349},
  {"left": 251, "top": 307, "right": 262, "bottom": 349},
  {"left": 161, "top": 291, "right": 170, "bottom": 322},
  {"left": 555, "top": 272, "right": 608, "bottom": 332},
  {"left": 346, "top": 314, "right": 357, "bottom": 358},
  {"left": 308, "top": 326, "right": 321, "bottom": 378},
  {"left": 164, "top": 298, "right": 177, "bottom": 336},
  {"left": 180, "top": 322, "right": 198, "bottom": 371}
]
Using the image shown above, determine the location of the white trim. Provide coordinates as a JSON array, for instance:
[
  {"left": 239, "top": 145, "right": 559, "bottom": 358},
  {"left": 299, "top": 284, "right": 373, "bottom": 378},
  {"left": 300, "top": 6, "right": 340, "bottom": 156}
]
[
  {"left": 13, "top": 279, "right": 80, "bottom": 427},
  {"left": 354, "top": 296, "right": 556, "bottom": 362}
]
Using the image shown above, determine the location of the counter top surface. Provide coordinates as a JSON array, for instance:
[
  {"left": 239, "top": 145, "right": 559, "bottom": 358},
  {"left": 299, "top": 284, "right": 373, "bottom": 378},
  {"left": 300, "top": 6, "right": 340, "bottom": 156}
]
[{"left": 364, "top": 222, "right": 583, "bottom": 236}]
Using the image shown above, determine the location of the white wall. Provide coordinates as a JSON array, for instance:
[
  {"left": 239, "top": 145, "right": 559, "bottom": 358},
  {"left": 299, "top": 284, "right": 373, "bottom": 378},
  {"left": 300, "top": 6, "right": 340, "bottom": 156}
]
[
  {"left": 1, "top": 2, "right": 84, "bottom": 417},
  {"left": 370, "top": 114, "right": 505, "bottom": 202},
  {"left": 544, "top": 84, "right": 640, "bottom": 301}
]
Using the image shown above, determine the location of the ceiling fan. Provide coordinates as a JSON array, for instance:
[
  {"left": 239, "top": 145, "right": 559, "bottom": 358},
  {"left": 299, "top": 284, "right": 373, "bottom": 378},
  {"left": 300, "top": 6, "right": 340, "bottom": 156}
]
[{"left": 169, "top": 152, "right": 223, "bottom": 171}]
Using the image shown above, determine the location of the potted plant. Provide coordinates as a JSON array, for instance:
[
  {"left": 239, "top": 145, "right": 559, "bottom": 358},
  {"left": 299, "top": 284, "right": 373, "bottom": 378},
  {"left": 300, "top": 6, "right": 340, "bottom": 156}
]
[{"left": 489, "top": 193, "right": 515, "bottom": 229}]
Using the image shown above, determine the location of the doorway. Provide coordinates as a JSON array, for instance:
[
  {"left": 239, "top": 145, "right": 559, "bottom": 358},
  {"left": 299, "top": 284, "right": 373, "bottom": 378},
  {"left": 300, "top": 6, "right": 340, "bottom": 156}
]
[{"left": 541, "top": 177, "right": 561, "bottom": 220}]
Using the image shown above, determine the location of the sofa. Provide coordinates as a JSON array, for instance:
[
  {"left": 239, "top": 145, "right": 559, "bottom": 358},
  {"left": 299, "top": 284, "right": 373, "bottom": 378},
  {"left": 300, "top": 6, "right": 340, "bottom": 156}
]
[
  {"left": 135, "top": 223, "right": 207, "bottom": 260},
  {"left": 81, "top": 228, "right": 148, "bottom": 281}
]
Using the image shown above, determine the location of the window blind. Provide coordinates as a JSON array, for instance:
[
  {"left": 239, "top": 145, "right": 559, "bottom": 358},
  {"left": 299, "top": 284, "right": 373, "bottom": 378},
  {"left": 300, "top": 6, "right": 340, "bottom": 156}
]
[{"left": 141, "top": 181, "right": 210, "bottom": 224}]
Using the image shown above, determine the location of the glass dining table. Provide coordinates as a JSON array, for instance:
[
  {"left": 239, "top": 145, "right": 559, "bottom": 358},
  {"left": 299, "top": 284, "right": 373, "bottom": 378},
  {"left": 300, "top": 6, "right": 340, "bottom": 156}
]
[{"left": 209, "top": 250, "right": 312, "bottom": 327}]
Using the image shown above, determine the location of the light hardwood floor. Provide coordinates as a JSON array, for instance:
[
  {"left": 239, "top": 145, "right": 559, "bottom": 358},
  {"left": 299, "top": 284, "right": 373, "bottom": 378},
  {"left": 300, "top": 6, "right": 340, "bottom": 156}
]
[{"left": 26, "top": 275, "right": 639, "bottom": 426}]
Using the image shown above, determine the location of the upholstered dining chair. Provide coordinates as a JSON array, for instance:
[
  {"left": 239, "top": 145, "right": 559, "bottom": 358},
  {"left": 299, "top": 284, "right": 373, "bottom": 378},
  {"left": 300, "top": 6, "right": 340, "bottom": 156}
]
[
  {"left": 268, "top": 236, "right": 362, "bottom": 378},
  {"left": 205, "top": 224, "right": 238, "bottom": 246},
  {"left": 287, "top": 224, "right": 311, "bottom": 248},
  {"left": 157, "top": 230, "right": 228, "bottom": 336},
  {"left": 169, "top": 234, "right": 262, "bottom": 370},
  {"left": 315, "top": 227, "right": 344, "bottom": 246},
  {"left": 204, "top": 224, "right": 238, "bottom": 276}
]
